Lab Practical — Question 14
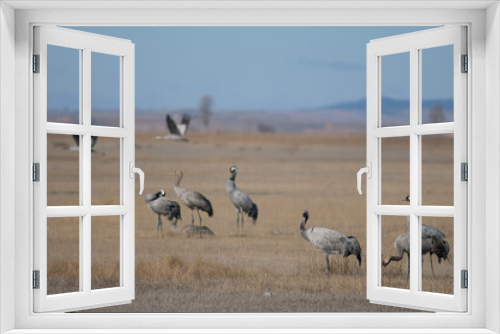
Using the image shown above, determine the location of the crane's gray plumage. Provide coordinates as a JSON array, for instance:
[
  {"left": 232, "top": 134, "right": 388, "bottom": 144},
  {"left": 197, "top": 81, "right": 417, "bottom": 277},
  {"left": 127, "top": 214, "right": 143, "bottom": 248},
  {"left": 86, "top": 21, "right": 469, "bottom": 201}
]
[
  {"left": 403, "top": 195, "right": 447, "bottom": 270},
  {"left": 170, "top": 220, "right": 215, "bottom": 237},
  {"left": 382, "top": 232, "right": 450, "bottom": 282},
  {"left": 300, "top": 210, "right": 361, "bottom": 274},
  {"left": 173, "top": 169, "right": 213, "bottom": 237},
  {"left": 226, "top": 165, "right": 258, "bottom": 236},
  {"left": 145, "top": 189, "right": 181, "bottom": 238}
]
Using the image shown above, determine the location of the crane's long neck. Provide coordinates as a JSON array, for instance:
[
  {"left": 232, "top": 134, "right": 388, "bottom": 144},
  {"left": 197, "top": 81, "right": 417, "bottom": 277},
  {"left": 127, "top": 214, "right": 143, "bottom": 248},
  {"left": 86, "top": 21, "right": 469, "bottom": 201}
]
[
  {"left": 300, "top": 217, "right": 308, "bottom": 232},
  {"left": 174, "top": 173, "right": 182, "bottom": 188},
  {"left": 226, "top": 175, "right": 236, "bottom": 194},
  {"left": 174, "top": 174, "right": 185, "bottom": 197}
]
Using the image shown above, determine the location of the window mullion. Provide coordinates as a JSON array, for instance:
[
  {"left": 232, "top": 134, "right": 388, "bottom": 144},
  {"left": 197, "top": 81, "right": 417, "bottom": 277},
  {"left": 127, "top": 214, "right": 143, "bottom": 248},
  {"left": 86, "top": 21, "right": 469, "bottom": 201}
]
[
  {"left": 81, "top": 48, "right": 92, "bottom": 294},
  {"left": 409, "top": 47, "right": 421, "bottom": 294}
]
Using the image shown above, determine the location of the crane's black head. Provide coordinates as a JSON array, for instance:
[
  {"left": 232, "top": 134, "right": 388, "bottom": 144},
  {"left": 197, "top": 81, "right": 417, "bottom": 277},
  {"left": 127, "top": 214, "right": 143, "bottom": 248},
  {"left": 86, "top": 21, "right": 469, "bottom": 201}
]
[
  {"left": 159, "top": 189, "right": 166, "bottom": 197},
  {"left": 302, "top": 210, "right": 309, "bottom": 221},
  {"left": 229, "top": 165, "right": 238, "bottom": 174},
  {"left": 403, "top": 195, "right": 410, "bottom": 202}
]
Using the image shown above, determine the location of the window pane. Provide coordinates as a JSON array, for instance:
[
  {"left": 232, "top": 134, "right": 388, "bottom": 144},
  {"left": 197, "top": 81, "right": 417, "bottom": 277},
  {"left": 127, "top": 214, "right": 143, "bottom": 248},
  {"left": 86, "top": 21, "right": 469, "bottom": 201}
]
[
  {"left": 381, "top": 137, "right": 410, "bottom": 205},
  {"left": 47, "top": 45, "right": 80, "bottom": 124},
  {"left": 381, "top": 215, "right": 410, "bottom": 290},
  {"left": 47, "top": 134, "right": 80, "bottom": 206},
  {"left": 381, "top": 52, "right": 410, "bottom": 127},
  {"left": 47, "top": 217, "right": 80, "bottom": 295},
  {"left": 422, "top": 134, "right": 454, "bottom": 206},
  {"left": 91, "top": 137, "right": 121, "bottom": 205},
  {"left": 91, "top": 52, "right": 120, "bottom": 127},
  {"left": 421, "top": 45, "right": 454, "bottom": 124},
  {"left": 91, "top": 216, "right": 121, "bottom": 290},
  {"left": 420, "top": 217, "right": 454, "bottom": 294}
]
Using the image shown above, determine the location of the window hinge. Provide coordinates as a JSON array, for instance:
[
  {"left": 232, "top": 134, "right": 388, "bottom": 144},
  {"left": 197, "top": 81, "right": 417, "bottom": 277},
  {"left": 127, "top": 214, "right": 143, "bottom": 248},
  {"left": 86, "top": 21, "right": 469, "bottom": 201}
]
[
  {"left": 461, "top": 162, "right": 468, "bottom": 182},
  {"left": 33, "top": 54, "right": 40, "bottom": 73},
  {"left": 461, "top": 54, "right": 468, "bottom": 73},
  {"left": 33, "top": 163, "right": 40, "bottom": 182},
  {"left": 461, "top": 270, "right": 468, "bottom": 289},
  {"left": 33, "top": 270, "right": 40, "bottom": 289}
]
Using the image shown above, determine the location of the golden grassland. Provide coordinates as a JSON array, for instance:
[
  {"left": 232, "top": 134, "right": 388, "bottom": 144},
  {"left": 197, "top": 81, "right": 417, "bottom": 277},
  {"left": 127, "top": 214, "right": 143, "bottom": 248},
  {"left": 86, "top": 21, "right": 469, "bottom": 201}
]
[{"left": 45, "top": 131, "right": 454, "bottom": 312}]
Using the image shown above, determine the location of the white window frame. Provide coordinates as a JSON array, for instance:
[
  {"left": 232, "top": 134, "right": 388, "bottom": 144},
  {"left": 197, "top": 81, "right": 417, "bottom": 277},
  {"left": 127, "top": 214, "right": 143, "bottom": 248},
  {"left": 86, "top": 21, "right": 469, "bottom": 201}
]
[
  {"left": 33, "top": 26, "right": 136, "bottom": 313},
  {"left": 0, "top": 1, "right": 499, "bottom": 333},
  {"left": 366, "top": 26, "right": 468, "bottom": 312}
]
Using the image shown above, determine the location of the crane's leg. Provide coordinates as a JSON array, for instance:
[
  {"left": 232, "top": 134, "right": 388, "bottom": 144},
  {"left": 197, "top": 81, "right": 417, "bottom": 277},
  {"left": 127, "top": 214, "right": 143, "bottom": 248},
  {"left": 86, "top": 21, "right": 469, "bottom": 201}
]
[
  {"left": 157, "top": 215, "right": 163, "bottom": 238},
  {"left": 325, "top": 255, "right": 331, "bottom": 275},
  {"left": 235, "top": 210, "right": 240, "bottom": 236},
  {"left": 197, "top": 209, "right": 203, "bottom": 238},
  {"left": 240, "top": 210, "right": 244, "bottom": 236},
  {"left": 430, "top": 253, "right": 434, "bottom": 278}
]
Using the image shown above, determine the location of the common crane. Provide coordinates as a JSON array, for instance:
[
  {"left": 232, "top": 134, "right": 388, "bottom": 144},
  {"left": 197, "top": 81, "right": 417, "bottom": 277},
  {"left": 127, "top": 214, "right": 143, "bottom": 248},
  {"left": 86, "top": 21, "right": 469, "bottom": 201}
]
[
  {"left": 382, "top": 232, "right": 450, "bottom": 282},
  {"left": 156, "top": 114, "right": 191, "bottom": 141},
  {"left": 403, "top": 195, "right": 447, "bottom": 273},
  {"left": 226, "top": 165, "right": 258, "bottom": 236},
  {"left": 145, "top": 189, "right": 181, "bottom": 238},
  {"left": 172, "top": 169, "right": 213, "bottom": 237},
  {"left": 300, "top": 210, "right": 361, "bottom": 274}
]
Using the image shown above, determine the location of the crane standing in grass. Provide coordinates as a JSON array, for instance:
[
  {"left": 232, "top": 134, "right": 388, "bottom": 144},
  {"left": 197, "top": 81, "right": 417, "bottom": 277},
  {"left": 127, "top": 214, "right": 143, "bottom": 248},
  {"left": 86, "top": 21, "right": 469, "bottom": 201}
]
[
  {"left": 226, "top": 165, "right": 258, "bottom": 236},
  {"left": 299, "top": 210, "right": 362, "bottom": 275},
  {"left": 145, "top": 189, "right": 181, "bottom": 238},
  {"left": 382, "top": 232, "right": 450, "bottom": 282},
  {"left": 172, "top": 169, "right": 213, "bottom": 237}
]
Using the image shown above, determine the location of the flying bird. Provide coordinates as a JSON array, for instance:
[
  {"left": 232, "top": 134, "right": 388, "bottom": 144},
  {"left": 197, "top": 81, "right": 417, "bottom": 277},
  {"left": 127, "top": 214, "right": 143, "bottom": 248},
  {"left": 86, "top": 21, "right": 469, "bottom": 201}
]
[
  {"left": 172, "top": 169, "right": 213, "bottom": 237},
  {"left": 145, "top": 189, "right": 182, "bottom": 238},
  {"left": 156, "top": 114, "right": 191, "bottom": 141},
  {"left": 226, "top": 165, "right": 258, "bottom": 236},
  {"left": 300, "top": 210, "right": 361, "bottom": 274}
]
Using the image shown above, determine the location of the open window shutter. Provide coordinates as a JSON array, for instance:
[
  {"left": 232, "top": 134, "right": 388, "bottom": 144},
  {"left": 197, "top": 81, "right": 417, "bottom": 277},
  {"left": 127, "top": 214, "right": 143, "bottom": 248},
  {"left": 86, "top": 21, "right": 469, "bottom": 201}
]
[
  {"left": 33, "top": 26, "right": 136, "bottom": 312},
  {"left": 365, "top": 26, "right": 467, "bottom": 312}
]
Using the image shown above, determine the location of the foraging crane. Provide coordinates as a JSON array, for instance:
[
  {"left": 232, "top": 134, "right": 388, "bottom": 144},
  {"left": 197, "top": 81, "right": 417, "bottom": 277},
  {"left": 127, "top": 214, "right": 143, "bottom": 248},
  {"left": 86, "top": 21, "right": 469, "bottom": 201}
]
[
  {"left": 226, "top": 165, "right": 258, "bottom": 236},
  {"left": 145, "top": 189, "right": 181, "bottom": 238},
  {"left": 156, "top": 114, "right": 191, "bottom": 141},
  {"left": 172, "top": 169, "right": 213, "bottom": 237},
  {"left": 382, "top": 232, "right": 450, "bottom": 282},
  {"left": 403, "top": 195, "right": 447, "bottom": 271},
  {"left": 299, "top": 210, "right": 361, "bottom": 274}
]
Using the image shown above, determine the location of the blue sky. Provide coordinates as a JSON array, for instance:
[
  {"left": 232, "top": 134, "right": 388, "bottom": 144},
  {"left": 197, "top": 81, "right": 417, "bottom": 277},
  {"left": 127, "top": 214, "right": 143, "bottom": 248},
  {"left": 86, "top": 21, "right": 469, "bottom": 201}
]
[{"left": 48, "top": 26, "right": 453, "bottom": 111}]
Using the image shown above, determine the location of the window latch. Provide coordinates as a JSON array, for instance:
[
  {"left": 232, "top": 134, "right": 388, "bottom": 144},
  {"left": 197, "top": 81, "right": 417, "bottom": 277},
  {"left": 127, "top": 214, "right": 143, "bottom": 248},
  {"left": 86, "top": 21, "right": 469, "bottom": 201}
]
[
  {"left": 129, "top": 162, "right": 144, "bottom": 195},
  {"left": 357, "top": 162, "right": 372, "bottom": 195}
]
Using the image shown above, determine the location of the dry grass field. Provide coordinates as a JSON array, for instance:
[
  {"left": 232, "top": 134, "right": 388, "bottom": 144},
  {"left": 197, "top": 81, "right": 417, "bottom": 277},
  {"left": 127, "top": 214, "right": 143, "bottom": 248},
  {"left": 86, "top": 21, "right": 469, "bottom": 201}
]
[{"left": 45, "top": 131, "right": 454, "bottom": 313}]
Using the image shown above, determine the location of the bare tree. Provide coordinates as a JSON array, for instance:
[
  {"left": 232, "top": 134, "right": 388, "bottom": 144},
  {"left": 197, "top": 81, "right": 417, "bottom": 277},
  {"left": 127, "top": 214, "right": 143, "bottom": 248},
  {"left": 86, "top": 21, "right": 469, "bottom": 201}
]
[
  {"left": 429, "top": 104, "right": 445, "bottom": 123},
  {"left": 199, "top": 95, "right": 213, "bottom": 129}
]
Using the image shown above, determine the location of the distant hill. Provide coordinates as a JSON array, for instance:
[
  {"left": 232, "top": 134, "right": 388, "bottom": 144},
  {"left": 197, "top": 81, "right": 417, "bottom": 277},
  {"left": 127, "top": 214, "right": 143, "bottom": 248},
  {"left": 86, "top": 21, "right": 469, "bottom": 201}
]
[{"left": 318, "top": 96, "right": 454, "bottom": 112}]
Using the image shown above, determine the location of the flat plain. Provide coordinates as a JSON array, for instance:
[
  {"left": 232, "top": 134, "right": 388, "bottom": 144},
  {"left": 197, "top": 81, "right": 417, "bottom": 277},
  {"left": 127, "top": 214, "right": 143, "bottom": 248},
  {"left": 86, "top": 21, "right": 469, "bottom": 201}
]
[{"left": 45, "top": 131, "right": 454, "bottom": 312}]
